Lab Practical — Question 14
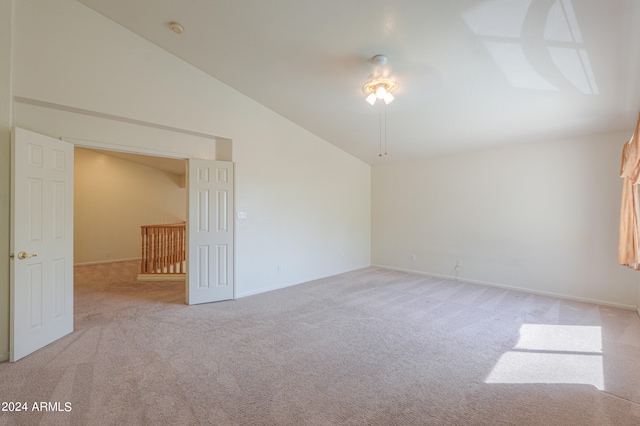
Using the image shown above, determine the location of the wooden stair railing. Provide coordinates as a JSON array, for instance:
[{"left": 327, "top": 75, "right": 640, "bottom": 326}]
[{"left": 140, "top": 222, "right": 186, "bottom": 275}]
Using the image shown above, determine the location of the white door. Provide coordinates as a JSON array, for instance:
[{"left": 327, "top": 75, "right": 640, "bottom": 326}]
[
  {"left": 187, "top": 159, "right": 234, "bottom": 304},
  {"left": 10, "top": 127, "right": 74, "bottom": 362}
]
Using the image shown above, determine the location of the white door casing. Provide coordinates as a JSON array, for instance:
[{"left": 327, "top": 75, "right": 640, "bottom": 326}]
[
  {"left": 10, "top": 127, "right": 74, "bottom": 362},
  {"left": 187, "top": 159, "right": 234, "bottom": 304}
]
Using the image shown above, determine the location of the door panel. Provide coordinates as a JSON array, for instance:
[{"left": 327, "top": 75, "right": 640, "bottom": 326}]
[
  {"left": 187, "top": 159, "right": 234, "bottom": 304},
  {"left": 11, "top": 127, "right": 74, "bottom": 362}
]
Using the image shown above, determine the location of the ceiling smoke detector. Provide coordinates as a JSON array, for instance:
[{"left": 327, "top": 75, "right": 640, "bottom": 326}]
[{"left": 169, "top": 22, "right": 184, "bottom": 34}]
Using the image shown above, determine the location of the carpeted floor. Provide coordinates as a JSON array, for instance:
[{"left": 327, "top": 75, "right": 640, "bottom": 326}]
[{"left": 1, "top": 261, "right": 640, "bottom": 425}]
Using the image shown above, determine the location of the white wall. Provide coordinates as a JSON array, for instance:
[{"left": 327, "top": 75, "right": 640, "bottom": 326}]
[
  {"left": 0, "top": 0, "right": 371, "bottom": 360},
  {"left": 74, "top": 148, "right": 187, "bottom": 265},
  {"left": 0, "top": 0, "right": 13, "bottom": 361},
  {"left": 373, "top": 132, "right": 639, "bottom": 308}
]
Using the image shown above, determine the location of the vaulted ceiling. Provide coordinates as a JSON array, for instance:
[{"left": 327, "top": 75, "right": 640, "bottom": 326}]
[{"left": 78, "top": 0, "right": 640, "bottom": 164}]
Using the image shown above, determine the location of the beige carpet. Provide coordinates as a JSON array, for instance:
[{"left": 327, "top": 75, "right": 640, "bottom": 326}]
[{"left": 1, "top": 261, "right": 640, "bottom": 425}]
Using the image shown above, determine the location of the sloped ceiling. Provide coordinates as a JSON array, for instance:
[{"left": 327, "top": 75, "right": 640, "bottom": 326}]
[{"left": 77, "top": 0, "right": 640, "bottom": 164}]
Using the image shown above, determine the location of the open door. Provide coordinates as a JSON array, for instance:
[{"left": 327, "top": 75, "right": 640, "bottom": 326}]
[
  {"left": 10, "top": 127, "right": 74, "bottom": 362},
  {"left": 187, "top": 159, "right": 234, "bottom": 304}
]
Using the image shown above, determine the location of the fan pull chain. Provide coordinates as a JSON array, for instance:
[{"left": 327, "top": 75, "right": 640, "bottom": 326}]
[
  {"left": 378, "top": 102, "right": 388, "bottom": 157},
  {"left": 379, "top": 103, "right": 383, "bottom": 157},
  {"left": 384, "top": 102, "right": 388, "bottom": 156}
]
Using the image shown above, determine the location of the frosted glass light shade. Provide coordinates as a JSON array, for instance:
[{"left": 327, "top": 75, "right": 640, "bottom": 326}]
[{"left": 366, "top": 93, "right": 377, "bottom": 105}]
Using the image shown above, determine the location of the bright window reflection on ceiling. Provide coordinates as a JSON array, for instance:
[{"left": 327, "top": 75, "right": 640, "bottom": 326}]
[
  {"left": 463, "top": 0, "right": 599, "bottom": 94},
  {"left": 483, "top": 42, "right": 558, "bottom": 91},
  {"left": 485, "top": 324, "right": 604, "bottom": 390},
  {"left": 463, "top": 0, "right": 532, "bottom": 38}
]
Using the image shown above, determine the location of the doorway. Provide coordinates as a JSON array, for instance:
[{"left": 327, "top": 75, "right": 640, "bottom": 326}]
[
  {"left": 74, "top": 147, "right": 187, "bottom": 274},
  {"left": 11, "top": 127, "right": 235, "bottom": 361},
  {"left": 73, "top": 147, "right": 188, "bottom": 301}
]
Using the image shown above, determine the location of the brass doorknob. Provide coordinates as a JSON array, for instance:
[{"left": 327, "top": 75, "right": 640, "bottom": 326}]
[{"left": 17, "top": 251, "right": 37, "bottom": 260}]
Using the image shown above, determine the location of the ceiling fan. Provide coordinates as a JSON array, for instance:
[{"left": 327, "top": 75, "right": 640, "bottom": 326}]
[{"left": 362, "top": 54, "right": 399, "bottom": 105}]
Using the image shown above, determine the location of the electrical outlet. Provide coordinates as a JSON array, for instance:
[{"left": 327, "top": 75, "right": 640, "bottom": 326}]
[
  {"left": 105, "top": 251, "right": 110, "bottom": 257},
  {"left": 456, "top": 259, "right": 462, "bottom": 267},
  {"left": 277, "top": 265, "right": 283, "bottom": 273},
  {"left": 411, "top": 255, "right": 416, "bottom": 261}
]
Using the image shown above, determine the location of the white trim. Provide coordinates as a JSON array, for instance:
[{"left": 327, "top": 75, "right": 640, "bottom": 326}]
[
  {"left": 62, "top": 136, "right": 188, "bottom": 160},
  {"left": 74, "top": 257, "right": 141, "bottom": 267},
  {"left": 372, "top": 264, "right": 639, "bottom": 312},
  {"left": 14, "top": 96, "right": 221, "bottom": 141}
]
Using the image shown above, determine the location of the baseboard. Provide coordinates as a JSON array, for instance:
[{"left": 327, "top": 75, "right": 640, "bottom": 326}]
[
  {"left": 235, "top": 264, "right": 371, "bottom": 299},
  {"left": 236, "top": 282, "right": 296, "bottom": 299},
  {"left": 74, "top": 257, "right": 141, "bottom": 267},
  {"left": 137, "top": 273, "right": 185, "bottom": 282},
  {"left": 372, "top": 264, "right": 639, "bottom": 312}
]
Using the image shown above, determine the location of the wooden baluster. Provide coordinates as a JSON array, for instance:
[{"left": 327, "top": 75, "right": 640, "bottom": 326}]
[
  {"left": 147, "top": 227, "right": 152, "bottom": 273},
  {"left": 170, "top": 228, "right": 176, "bottom": 273},
  {"left": 167, "top": 228, "right": 171, "bottom": 273},
  {"left": 145, "top": 229, "right": 149, "bottom": 273},
  {"left": 175, "top": 226, "right": 179, "bottom": 273},
  {"left": 167, "top": 227, "right": 171, "bottom": 272},
  {"left": 158, "top": 228, "right": 165, "bottom": 274},
  {"left": 157, "top": 227, "right": 162, "bottom": 273},
  {"left": 158, "top": 228, "right": 161, "bottom": 273},
  {"left": 175, "top": 227, "right": 179, "bottom": 273},
  {"left": 148, "top": 227, "right": 153, "bottom": 273},
  {"left": 163, "top": 227, "right": 168, "bottom": 273},
  {"left": 149, "top": 228, "right": 153, "bottom": 273},
  {"left": 157, "top": 227, "right": 161, "bottom": 273},
  {"left": 147, "top": 228, "right": 151, "bottom": 273},
  {"left": 158, "top": 227, "right": 162, "bottom": 273},
  {"left": 174, "top": 227, "right": 178, "bottom": 274},
  {"left": 168, "top": 228, "right": 172, "bottom": 272},
  {"left": 153, "top": 227, "right": 158, "bottom": 273},
  {"left": 151, "top": 228, "right": 156, "bottom": 273},
  {"left": 179, "top": 225, "right": 184, "bottom": 273},
  {"left": 145, "top": 227, "right": 151, "bottom": 273},
  {"left": 141, "top": 227, "right": 145, "bottom": 273}
]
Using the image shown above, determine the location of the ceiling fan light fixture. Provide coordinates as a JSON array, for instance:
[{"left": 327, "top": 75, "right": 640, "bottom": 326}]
[{"left": 362, "top": 78, "right": 398, "bottom": 105}]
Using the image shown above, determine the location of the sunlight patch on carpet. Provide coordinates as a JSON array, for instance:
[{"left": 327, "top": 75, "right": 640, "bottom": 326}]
[{"left": 485, "top": 324, "right": 604, "bottom": 390}]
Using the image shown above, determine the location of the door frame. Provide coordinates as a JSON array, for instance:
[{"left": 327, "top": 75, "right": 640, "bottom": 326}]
[{"left": 9, "top": 131, "right": 236, "bottom": 360}]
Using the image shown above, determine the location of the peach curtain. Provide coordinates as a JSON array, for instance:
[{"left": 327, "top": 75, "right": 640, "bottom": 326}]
[{"left": 619, "top": 113, "right": 640, "bottom": 269}]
